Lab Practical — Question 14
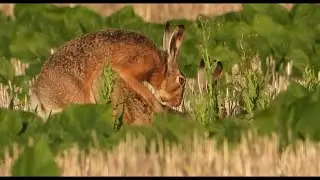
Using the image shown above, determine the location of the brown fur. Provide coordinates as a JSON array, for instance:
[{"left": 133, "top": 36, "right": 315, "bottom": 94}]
[
  {"left": 111, "top": 59, "right": 223, "bottom": 126},
  {"left": 112, "top": 77, "right": 187, "bottom": 125},
  {"left": 194, "top": 59, "right": 223, "bottom": 94},
  {"left": 31, "top": 23, "right": 187, "bottom": 119}
]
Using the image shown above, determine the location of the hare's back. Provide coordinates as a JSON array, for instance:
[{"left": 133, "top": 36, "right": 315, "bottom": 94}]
[
  {"left": 98, "top": 29, "right": 157, "bottom": 47},
  {"left": 41, "top": 28, "right": 158, "bottom": 77}
]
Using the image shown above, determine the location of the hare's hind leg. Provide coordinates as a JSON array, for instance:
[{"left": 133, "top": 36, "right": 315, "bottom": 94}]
[{"left": 31, "top": 71, "right": 93, "bottom": 119}]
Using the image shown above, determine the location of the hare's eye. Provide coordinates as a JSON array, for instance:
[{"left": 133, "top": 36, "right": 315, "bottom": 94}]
[{"left": 176, "top": 76, "right": 185, "bottom": 86}]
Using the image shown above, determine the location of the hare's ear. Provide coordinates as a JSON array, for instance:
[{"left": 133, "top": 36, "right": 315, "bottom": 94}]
[
  {"left": 163, "top": 22, "right": 171, "bottom": 51},
  {"left": 168, "top": 24, "right": 185, "bottom": 58},
  {"left": 213, "top": 61, "right": 223, "bottom": 80}
]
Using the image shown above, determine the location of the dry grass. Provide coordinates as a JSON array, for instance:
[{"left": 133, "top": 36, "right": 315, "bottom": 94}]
[{"left": 1, "top": 132, "right": 320, "bottom": 176}]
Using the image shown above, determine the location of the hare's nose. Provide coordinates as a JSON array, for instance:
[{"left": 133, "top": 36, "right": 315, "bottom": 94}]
[{"left": 176, "top": 75, "right": 185, "bottom": 86}]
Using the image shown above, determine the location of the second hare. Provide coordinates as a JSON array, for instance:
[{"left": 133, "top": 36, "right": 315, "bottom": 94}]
[
  {"left": 31, "top": 22, "right": 187, "bottom": 119},
  {"left": 112, "top": 77, "right": 187, "bottom": 126}
]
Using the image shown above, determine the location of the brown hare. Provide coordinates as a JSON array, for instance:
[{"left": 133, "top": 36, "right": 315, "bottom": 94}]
[
  {"left": 112, "top": 76, "right": 187, "bottom": 126},
  {"left": 188, "top": 58, "right": 223, "bottom": 95},
  {"left": 30, "top": 22, "right": 187, "bottom": 119},
  {"left": 111, "top": 59, "right": 223, "bottom": 126}
]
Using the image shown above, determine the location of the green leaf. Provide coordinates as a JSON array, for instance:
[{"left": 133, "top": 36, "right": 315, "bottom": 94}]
[
  {"left": 253, "top": 14, "right": 292, "bottom": 63},
  {"left": 206, "top": 117, "right": 249, "bottom": 148},
  {"left": 243, "top": 4, "right": 291, "bottom": 25},
  {"left": 25, "top": 61, "right": 43, "bottom": 78},
  {"left": 288, "top": 22, "right": 316, "bottom": 57},
  {"left": 286, "top": 49, "right": 310, "bottom": 74},
  {"left": 252, "top": 14, "right": 285, "bottom": 38},
  {"left": 105, "top": 6, "right": 144, "bottom": 29},
  {"left": 0, "top": 58, "right": 15, "bottom": 84},
  {"left": 0, "top": 108, "right": 43, "bottom": 160},
  {"left": 291, "top": 4, "right": 320, "bottom": 28},
  {"left": 64, "top": 5, "right": 105, "bottom": 34},
  {"left": 254, "top": 107, "right": 278, "bottom": 134},
  {"left": 12, "top": 75, "right": 30, "bottom": 88},
  {"left": 9, "top": 30, "right": 50, "bottom": 63},
  {"left": 0, "top": 12, "right": 14, "bottom": 59},
  {"left": 208, "top": 45, "right": 240, "bottom": 73},
  {"left": 13, "top": 4, "right": 72, "bottom": 50},
  {"left": 152, "top": 112, "right": 206, "bottom": 143},
  {"left": 211, "top": 21, "right": 238, "bottom": 51},
  {"left": 11, "top": 136, "right": 60, "bottom": 176},
  {"left": 14, "top": 4, "right": 59, "bottom": 20},
  {"left": 44, "top": 104, "right": 114, "bottom": 151},
  {"left": 310, "top": 44, "right": 320, "bottom": 72},
  {"left": 241, "top": 4, "right": 258, "bottom": 24}
]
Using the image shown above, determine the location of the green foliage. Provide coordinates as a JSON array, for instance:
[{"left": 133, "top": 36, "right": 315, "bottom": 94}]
[
  {"left": 105, "top": 6, "right": 144, "bottom": 29},
  {"left": 0, "top": 58, "right": 15, "bottom": 84},
  {"left": 0, "top": 108, "right": 43, "bottom": 160},
  {"left": 0, "top": 3, "right": 320, "bottom": 175},
  {"left": 253, "top": 83, "right": 320, "bottom": 150},
  {"left": 11, "top": 136, "right": 60, "bottom": 176},
  {"left": 43, "top": 104, "right": 114, "bottom": 152}
]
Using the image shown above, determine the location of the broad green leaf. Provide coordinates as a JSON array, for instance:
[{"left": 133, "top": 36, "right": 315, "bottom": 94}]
[
  {"left": 253, "top": 107, "right": 278, "bottom": 134},
  {"left": 241, "top": 4, "right": 258, "bottom": 24},
  {"left": 252, "top": 14, "right": 286, "bottom": 38},
  {"left": 287, "top": 22, "right": 316, "bottom": 57},
  {"left": 0, "top": 12, "right": 14, "bottom": 59},
  {"left": 0, "top": 58, "right": 15, "bottom": 84},
  {"left": 9, "top": 30, "right": 50, "bottom": 63},
  {"left": 44, "top": 104, "right": 114, "bottom": 151},
  {"left": 253, "top": 14, "right": 292, "bottom": 65},
  {"left": 206, "top": 117, "right": 250, "bottom": 148},
  {"left": 291, "top": 4, "right": 320, "bottom": 28},
  {"left": 211, "top": 21, "right": 238, "bottom": 51},
  {"left": 243, "top": 4, "right": 291, "bottom": 25},
  {"left": 14, "top": 4, "right": 59, "bottom": 20},
  {"left": 153, "top": 112, "right": 205, "bottom": 143},
  {"left": 0, "top": 109, "right": 43, "bottom": 159},
  {"left": 310, "top": 44, "right": 320, "bottom": 71},
  {"left": 253, "top": 82, "right": 310, "bottom": 143},
  {"left": 64, "top": 5, "right": 105, "bottom": 34},
  {"left": 105, "top": 6, "right": 144, "bottom": 29},
  {"left": 11, "top": 136, "right": 60, "bottom": 176},
  {"left": 12, "top": 75, "right": 30, "bottom": 89},
  {"left": 25, "top": 61, "right": 43, "bottom": 78}
]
